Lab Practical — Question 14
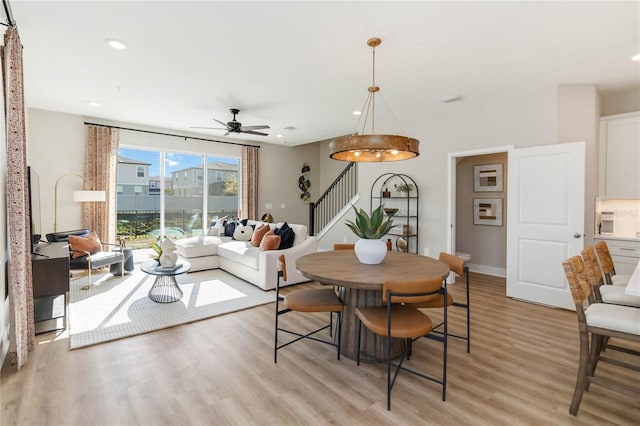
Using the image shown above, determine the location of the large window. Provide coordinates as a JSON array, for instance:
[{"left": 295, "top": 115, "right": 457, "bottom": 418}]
[{"left": 117, "top": 147, "right": 240, "bottom": 248}]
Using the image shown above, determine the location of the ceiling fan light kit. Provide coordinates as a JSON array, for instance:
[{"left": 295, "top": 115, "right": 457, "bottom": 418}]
[{"left": 329, "top": 37, "right": 419, "bottom": 162}]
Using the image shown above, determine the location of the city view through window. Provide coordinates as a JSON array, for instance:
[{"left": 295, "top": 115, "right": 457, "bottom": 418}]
[{"left": 117, "top": 148, "right": 240, "bottom": 248}]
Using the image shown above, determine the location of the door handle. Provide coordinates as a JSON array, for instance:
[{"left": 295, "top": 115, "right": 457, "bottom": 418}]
[{"left": 573, "top": 233, "right": 582, "bottom": 239}]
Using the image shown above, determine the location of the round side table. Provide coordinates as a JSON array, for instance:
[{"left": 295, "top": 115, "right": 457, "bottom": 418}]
[{"left": 140, "top": 260, "right": 191, "bottom": 303}]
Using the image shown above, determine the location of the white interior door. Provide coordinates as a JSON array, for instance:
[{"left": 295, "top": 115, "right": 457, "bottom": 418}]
[{"left": 506, "top": 142, "right": 585, "bottom": 309}]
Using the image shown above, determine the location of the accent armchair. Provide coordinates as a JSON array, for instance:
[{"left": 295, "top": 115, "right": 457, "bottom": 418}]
[{"left": 46, "top": 229, "right": 124, "bottom": 289}]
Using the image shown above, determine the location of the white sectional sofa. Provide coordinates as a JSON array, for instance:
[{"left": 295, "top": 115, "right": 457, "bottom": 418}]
[{"left": 174, "top": 221, "right": 317, "bottom": 291}]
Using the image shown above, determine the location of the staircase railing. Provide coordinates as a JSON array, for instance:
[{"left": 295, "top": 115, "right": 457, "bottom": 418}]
[{"left": 309, "top": 162, "right": 357, "bottom": 236}]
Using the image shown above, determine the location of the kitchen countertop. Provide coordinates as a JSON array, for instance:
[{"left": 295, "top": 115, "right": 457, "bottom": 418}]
[{"left": 594, "top": 234, "right": 640, "bottom": 242}]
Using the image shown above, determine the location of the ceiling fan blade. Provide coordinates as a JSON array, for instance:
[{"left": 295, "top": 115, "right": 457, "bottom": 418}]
[
  {"left": 213, "top": 118, "right": 229, "bottom": 127},
  {"left": 240, "top": 125, "right": 270, "bottom": 131},
  {"left": 190, "top": 126, "right": 228, "bottom": 130},
  {"left": 242, "top": 130, "right": 269, "bottom": 136}
]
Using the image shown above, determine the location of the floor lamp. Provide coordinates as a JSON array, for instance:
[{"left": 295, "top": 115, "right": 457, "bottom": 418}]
[{"left": 54, "top": 174, "right": 106, "bottom": 232}]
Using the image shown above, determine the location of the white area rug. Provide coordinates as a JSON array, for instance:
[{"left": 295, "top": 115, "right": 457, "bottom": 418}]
[{"left": 69, "top": 265, "right": 274, "bottom": 349}]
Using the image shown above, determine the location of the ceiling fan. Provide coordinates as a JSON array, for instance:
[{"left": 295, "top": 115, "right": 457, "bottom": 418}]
[{"left": 191, "top": 108, "right": 270, "bottom": 136}]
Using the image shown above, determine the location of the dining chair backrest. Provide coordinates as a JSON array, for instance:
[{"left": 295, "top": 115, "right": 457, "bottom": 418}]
[
  {"left": 382, "top": 277, "right": 444, "bottom": 304},
  {"left": 562, "top": 256, "right": 592, "bottom": 307},
  {"left": 581, "top": 246, "right": 604, "bottom": 286},
  {"left": 333, "top": 243, "right": 355, "bottom": 250},
  {"left": 438, "top": 252, "right": 464, "bottom": 276},
  {"left": 277, "top": 254, "right": 287, "bottom": 282},
  {"left": 594, "top": 241, "right": 615, "bottom": 275}
]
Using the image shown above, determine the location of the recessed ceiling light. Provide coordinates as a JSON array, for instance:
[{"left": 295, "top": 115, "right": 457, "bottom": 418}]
[
  {"left": 87, "top": 101, "right": 100, "bottom": 107},
  {"left": 106, "top": 38, "right": 127, "bottom": 50},
  {"left": 353, "top": 111, "right": 361, "bottom": 115},
  {"left": 276, "top": 134, "right": 283, "bottom": 138},
  {"left": 632, "top": 54, "right": 640, "bottom": 61}
]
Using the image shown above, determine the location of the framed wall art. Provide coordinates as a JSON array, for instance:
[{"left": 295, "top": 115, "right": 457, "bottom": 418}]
[
  {"left": 474, "top": 164, "right": 503, "bottom": 192},
  {"left": 473, "top": 198, "right": 503, "bottom": 226}
]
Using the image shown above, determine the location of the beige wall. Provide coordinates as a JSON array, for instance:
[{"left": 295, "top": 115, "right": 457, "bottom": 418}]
[
  {"left": 456, "top": 153, "right": 508, "bottom": 273},
  {"left": 602, "top": 88, "right": 640, "bottom": 116}
]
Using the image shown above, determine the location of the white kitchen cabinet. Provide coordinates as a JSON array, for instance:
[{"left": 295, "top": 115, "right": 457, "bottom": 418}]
[
  {"left": 599, "top": 112, "right": 640, "bottom": 199},
  {"left": 594, "top": 237, "right": 640, "bottom": 276}
]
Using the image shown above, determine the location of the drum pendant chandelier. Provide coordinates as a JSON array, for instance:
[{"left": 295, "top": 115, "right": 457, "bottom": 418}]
[{"left": 329, "top": 37, "right": 419, "bottom": 162}]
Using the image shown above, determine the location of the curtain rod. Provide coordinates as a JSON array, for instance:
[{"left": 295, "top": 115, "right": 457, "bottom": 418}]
[
  {"left": 84, "top": 122, "right": 261, "bottom": 149},
  {"left": 1, "top": 0, "right": 16, "bottom": 27}
]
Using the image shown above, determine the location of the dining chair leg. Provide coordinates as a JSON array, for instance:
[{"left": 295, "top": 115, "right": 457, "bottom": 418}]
[
  {"left": 465, "top": 266, "right": 471, "bottom": 353},
  {"left": 356, "top": 319, "right": 363, "bottom": 366},
  {"left": 586, "top": 334, "right": 603, "bottom": 391},
  {"left": 386, "top": 327, "right": 392, "bottom": 411},
  {"left": 570, "top": 329, "right": 590, "bottom": 415},
  {"left": 336, "top": 311, "right": 342, "bottom": 360}
]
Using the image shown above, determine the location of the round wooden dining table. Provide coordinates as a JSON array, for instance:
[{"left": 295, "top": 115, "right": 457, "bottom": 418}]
[{"left": 296, "top": 250, "right": 450, "bottom": 360}]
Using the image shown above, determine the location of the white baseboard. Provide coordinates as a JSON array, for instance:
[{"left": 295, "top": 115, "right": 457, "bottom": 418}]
[{"left": 467, "top": 263, "right": 506, "bottom": 278}]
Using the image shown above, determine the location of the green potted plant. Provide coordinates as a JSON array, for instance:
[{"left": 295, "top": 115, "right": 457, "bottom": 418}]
[
  {"left": 345, "top": 204, "right": 394, "bottom": 264},
  {"left": 394, "top": 182, "right": 414, "bottom": 196}
]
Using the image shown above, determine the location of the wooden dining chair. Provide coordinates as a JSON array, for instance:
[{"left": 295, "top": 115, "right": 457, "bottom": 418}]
[
  {"left": 582, "top": 246, "right": 640, "bottom": 307},
  {"left": 333, "top": 243, "right": 355, "bottom": 250},
  {"left": 274, "top": 255, "right": 344, "bottom": 363},
  {"left": 594, "top": 241, "right": 630, "bottom": 286},
  {"left": 409, "top": 252, "right": 471, "bottom": 352},
  {"left": 561, "top": 256, "right": 640, "bottom": 416},
  {"left": 355, "top": 276, "right": 448, "bottom": 410}
]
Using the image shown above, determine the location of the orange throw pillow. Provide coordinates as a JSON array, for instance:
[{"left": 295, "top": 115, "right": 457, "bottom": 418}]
[
  {"left": 69, "top": 231, "right": 102, "bottom": 258},
  {"left": 260, "top": 234, "right": 281, "bottom": 251},
  {"left": 251, "top": 224, "right": 271, "bottom": 247}
]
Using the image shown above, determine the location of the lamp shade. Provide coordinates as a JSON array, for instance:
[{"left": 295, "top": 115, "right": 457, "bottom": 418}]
[{"left": 73, "top": 190, "right": 106, "bottom": 202}]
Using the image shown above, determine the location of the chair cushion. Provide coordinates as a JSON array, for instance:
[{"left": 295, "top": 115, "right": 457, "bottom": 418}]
[
  {"left": 585, "top": 303, "right": 640, "bottom": 335},
  {"left": 70, "top": 250, "right": 124, "bottom": 270},
  {"left": 599, "top": 285, "right": 640, "bottom": 307},
  {"left": 284, "top": 288, "right": 343, "bottom": 312},
  {"left": 69, "top": 231, "right": 102, "bottom": 258},
  {"left": 611, "top": 274, "right": 631, "bottom": 286},
  {"left": 356, "top": 305, "right": 433, "bottom": 339}
]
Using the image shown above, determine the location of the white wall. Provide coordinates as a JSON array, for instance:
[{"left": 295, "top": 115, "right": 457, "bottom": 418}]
[
  {"left": 602, "top": 88, "right": 640, "bottom": 116},
  {"left": 324, "top": 86, "right": 557, "bottom": 258}
]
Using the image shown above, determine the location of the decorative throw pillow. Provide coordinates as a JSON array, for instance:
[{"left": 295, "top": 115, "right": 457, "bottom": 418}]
[
  {"left": 69, "top": 231, "right": 102, "bottom": 258},
  {"left": 260, "top": 234, "right": 281, "bottom": 251},
  {"left": 274, "top": 222, "right": 295, "bottom": 250},
  {"left": 251, "top": 224, "right": 271, "bottom": 247},
  {"left": 233, "top": 224, "right": 254, "bottom": 241},
  {"left": 224, "top": 220, "right": 238, "bottom": 237}
]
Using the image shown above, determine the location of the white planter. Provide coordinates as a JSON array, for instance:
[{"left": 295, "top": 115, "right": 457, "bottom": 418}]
[{"left": 354, "top": 238, "right": 388, "bottom": 265}]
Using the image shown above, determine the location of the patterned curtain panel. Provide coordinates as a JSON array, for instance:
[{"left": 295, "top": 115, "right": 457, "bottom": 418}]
[
  {"left": 84, "top": 125, "right": 119, "bottom": 243},
  {"left": 2, "top": 27, "right": 35, "bottom": 369},
  {"left": 241, "top": 145, "right": 259, "bottom": 220}
]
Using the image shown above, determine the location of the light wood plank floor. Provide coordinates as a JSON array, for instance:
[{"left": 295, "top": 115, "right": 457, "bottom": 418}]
[{"left": 2, "top": 272, "right": 639, "bottom": 425}]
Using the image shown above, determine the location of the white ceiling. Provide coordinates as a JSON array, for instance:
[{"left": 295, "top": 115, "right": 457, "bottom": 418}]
[{"left": 7, "top": 1, "right": 640, "bottom": 146}]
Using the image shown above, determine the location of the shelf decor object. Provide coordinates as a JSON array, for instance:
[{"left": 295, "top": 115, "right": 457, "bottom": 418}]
[
  {"left": 474, "top": 164, "right": 503, "bottom": 192},
  {"left": 329, "top": 37, "right": 419, "bottom": 162},
  {"left": 473, "top": 198, "right": 503, "bottom": 226}
]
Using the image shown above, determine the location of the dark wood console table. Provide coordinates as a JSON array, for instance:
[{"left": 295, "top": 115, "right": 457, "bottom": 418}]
[{"left": 32, "top": 242, "right": 70, "bottom": 334}]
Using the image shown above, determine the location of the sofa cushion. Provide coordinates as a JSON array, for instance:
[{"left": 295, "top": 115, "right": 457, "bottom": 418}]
[
  {"left": 251, "top": 224, "right": 271, "bottom": 247},
  {"left": 224, "top": 221, "right": 238, "bottom": 237},
  {"left": 217, "top": 241, "right": 261, "bottom": 269},
  {"left": 260, "top": 234, "right": 281, "bottom": 251},
  {"left": 274, "top": 222, "right": 295, "bottom": 250},
  {"left": 175, "top": 235, "right": 229, "bottom": 258},
  {"left": 277, "top": 222, "right": 307, "bottom": 246},
  {"left": 233, "top": 224, "right": 253, "bottom": 241},
  {"left": 69, "top": 231, "right": 102, "bottom": 258}
]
